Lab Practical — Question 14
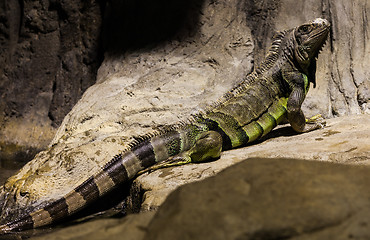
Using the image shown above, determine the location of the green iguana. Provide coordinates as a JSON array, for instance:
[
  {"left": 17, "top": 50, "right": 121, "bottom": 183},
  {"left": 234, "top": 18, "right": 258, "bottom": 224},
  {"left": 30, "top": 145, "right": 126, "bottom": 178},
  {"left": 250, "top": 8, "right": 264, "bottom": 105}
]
[{"left": 0, "top": 18, "right": 330, "bottom": 234}]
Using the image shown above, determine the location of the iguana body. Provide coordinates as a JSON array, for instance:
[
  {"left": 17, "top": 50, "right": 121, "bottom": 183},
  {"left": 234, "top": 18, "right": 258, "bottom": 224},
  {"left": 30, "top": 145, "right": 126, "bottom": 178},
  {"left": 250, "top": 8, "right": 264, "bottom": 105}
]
[{"left": 0, "top": 18, "right": 330, "bottom": 233}]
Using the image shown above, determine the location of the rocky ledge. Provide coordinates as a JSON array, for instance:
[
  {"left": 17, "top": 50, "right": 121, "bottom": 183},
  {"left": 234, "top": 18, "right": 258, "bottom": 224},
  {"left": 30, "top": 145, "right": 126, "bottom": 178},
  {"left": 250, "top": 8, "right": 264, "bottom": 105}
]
[{"left": 30, "top": 114, "right": 370, "bottom": 240}]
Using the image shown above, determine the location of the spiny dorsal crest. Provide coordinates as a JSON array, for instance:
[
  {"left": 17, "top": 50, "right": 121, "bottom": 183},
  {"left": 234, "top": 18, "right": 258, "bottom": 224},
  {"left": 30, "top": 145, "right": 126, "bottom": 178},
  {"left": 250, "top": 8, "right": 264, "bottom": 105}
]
[
  {"left": 204, "top": 31, "right": 290, "bottom": 113},
  {"left": 257, "top": 30, "right": 289, "bottom": 73}
]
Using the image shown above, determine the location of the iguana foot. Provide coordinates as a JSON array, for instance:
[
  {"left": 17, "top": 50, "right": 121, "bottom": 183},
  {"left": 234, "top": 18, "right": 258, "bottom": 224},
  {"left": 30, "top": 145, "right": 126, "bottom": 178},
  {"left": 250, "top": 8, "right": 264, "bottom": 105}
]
[
  {"left": 306, "top": 114, "right": 323, "bottom": 123},
  {"left": 137, "top": 154, "right": 191, "bottom": 175},
  {"left": 303, "top": 114, "right": 326, "bottom": 132}
]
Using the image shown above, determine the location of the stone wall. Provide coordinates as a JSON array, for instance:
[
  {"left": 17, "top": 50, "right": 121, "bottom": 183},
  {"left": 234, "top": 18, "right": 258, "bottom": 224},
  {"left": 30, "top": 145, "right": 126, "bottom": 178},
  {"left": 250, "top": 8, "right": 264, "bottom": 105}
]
[{"left": 0, "top": 0, "right": 103, "bottom": 161}]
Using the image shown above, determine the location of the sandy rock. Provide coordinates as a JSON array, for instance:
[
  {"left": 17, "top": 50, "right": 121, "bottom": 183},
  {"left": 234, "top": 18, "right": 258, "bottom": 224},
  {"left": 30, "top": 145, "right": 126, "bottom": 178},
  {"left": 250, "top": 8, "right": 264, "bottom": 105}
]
[{"left": 30, "top": 212, "right": 155, "bottom": 240}]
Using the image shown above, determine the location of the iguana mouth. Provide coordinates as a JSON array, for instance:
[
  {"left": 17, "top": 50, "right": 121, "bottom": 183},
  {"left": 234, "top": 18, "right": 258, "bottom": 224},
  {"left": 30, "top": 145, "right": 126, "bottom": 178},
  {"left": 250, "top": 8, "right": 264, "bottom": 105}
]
[{"left": 308, "top": 27, "right": 330, "bottom": 51}]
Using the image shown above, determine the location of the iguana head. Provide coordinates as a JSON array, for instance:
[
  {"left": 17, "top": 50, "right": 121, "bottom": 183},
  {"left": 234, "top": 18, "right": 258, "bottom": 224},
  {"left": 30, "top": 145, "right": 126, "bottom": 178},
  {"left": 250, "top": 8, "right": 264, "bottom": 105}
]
[{"left": 293, "top": 18, "right": 330, "bottom": 87}]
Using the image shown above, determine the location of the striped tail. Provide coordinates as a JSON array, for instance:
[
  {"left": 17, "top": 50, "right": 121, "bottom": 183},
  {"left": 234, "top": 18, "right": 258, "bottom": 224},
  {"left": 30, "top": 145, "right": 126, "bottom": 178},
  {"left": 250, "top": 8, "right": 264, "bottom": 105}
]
[{"left": 0, "top": 128, "right": 201, "bottom": 234}]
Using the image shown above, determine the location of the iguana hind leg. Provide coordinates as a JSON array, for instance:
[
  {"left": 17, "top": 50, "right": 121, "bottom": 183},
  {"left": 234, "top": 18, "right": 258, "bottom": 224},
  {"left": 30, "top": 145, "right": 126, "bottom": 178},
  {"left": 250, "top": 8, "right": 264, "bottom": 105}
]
[{"left": 137, "top": 131, "right": 222, "bottom": 175}]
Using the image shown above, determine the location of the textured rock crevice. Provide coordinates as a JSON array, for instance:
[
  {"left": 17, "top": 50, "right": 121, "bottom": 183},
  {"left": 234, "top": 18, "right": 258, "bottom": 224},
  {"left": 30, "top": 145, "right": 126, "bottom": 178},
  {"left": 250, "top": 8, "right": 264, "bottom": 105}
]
[{"left": 319, "top": 0, "right": 369, "bottom": 116}]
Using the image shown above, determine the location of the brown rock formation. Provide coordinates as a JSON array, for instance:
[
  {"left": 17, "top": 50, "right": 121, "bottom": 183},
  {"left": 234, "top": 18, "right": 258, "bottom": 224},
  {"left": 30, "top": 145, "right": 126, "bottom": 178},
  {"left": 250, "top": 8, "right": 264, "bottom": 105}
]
[{"left": 0, "top": 0, "right": 103, "bottom": 160}]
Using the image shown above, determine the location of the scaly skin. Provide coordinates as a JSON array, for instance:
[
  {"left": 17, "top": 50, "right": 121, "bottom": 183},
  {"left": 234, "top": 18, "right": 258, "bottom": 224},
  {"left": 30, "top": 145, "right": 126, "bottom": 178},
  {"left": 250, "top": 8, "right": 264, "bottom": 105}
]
[{"left": 0, "top": 18, "right": 330, "bottom": 234}]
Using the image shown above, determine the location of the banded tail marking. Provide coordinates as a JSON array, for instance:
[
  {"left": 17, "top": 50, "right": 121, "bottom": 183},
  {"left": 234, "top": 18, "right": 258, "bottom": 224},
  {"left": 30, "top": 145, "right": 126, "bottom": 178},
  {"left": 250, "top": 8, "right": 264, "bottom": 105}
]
[
  {"left": 64, "top": 191, "right": 86, "bottom": 214},
  {"left": 121, "top": 151, "right": 142, "bottom": 178},
  {"left": 31, "top": 210, "right": 52, "bottom": 228},
  {"left": 152, "top": 131, "right": 182, "bottom": 160},
  {"left": 131, "top": 139, "right": 156, "bottom": 169},
  {"left": 31, "top": 198, "right": 69, "bottom": 228}
]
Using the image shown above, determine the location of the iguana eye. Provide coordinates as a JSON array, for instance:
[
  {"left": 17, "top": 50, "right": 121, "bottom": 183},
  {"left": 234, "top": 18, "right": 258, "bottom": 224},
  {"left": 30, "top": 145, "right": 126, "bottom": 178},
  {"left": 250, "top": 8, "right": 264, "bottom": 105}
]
[
  {"left": 299, "top": 25, "right": 311, "bottom": 33},
  {"left": 20, "top": 191, "right": 29, "bottom": 197}
]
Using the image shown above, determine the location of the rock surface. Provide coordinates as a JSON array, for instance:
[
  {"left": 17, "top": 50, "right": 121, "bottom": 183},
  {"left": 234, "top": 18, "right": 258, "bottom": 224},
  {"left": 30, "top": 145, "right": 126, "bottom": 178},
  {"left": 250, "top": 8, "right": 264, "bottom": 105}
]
[
  {"left": 31, "top": 212, "right": 156, "bottom": 240},
  {"left": 144, "top": 158, "right": 370, "bottom": 240}
]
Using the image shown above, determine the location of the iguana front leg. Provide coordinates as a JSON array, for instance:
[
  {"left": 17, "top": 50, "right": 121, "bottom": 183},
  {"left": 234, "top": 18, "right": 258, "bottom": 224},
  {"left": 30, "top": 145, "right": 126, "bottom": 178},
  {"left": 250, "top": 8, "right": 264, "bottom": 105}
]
[
  {"left": 284, "top": 70, "right": 325, "bottom": 133},
  {"left": 287, "top": 87, "right": 322, "bottom": 132},
  {"left": 137, "top": 131, "right": 222, "bottom": 175}
]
